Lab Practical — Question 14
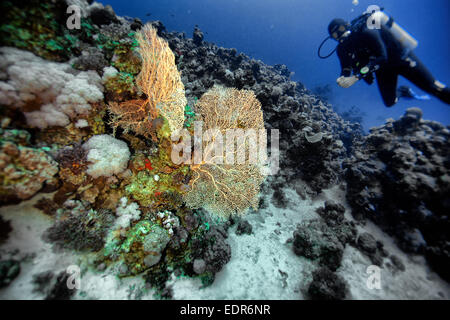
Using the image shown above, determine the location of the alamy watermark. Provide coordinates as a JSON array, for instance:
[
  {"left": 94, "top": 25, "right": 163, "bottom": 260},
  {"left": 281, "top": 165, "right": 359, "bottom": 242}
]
[
  {"left": 365, "top": 5, "right": 383, "bottom": 30},
  {"left": 66, "top": 265, "right": 81, "bottom": 290},
  {"left": 366, "top": 265, "right": 382, "bottom": 290},
  {"left": 66, "top": 5, "right": 81, "bottom": 30},
  {"left": 170, "top": 121, "right": 280, "bottom": 176}
]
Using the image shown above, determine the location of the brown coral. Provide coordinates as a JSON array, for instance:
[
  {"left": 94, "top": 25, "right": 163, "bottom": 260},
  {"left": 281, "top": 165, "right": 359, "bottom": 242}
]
[
  {"left": 108, "top": 99, "right": 156, "bottom": 140},
  {"left": 0, "top": 140, "right": 59, "bottom": 203}
]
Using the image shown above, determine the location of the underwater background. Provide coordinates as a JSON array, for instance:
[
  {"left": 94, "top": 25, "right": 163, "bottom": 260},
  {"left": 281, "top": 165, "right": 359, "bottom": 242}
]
[
  {"left": 103, "top": 0, "right": 450, "bottom": 131},
  {"left": 0, "top": 0, "right": 449, "bottom": 301}
]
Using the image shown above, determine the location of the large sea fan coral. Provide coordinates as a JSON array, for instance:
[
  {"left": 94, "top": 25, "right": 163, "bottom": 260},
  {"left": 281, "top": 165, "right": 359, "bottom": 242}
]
[
  {"left": 183, "top": 85, "right": 267, "bottom": 218},
  {"left": 108, "top": 24, "right": 186, "bottom": 139}
]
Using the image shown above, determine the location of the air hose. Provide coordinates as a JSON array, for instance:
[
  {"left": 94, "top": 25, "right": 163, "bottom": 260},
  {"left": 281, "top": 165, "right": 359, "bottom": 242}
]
[{"left": 317, "top": 36, "right": 337, "bottom": 59}]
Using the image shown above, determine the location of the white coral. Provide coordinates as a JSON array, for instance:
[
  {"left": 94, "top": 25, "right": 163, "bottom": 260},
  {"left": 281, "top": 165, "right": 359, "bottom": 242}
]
[
  {"left": 0, "top": 47, "right": 103, "bottom": 129},
  {"left": 115, "top": 197, "right": 141, "bottom": 229},
  {"left": 102, "top": 66, "right": 119, "bottom": 83},
  {"left": 82, "top": 134, "right": 130, "bottom": 178}
]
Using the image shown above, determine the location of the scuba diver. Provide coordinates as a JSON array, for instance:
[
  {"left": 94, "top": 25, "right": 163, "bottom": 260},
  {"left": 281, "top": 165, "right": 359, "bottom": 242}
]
[{"left": 319, "top": 10, "right": 450, "bottom": 107}]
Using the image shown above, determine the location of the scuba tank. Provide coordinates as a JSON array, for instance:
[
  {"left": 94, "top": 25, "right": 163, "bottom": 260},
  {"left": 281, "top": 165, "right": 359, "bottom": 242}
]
[{"left": 369, "top": 11, "right": 418, "bottom": 55}]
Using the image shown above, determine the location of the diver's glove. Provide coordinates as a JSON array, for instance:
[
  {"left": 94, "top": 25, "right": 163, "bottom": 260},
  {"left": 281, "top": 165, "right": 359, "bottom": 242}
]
[{"left": 337, "top": 75, "right": 359, "bottom": 88}]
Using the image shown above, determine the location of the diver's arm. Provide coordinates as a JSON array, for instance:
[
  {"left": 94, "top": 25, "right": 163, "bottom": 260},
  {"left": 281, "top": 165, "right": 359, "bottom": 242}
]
[
  {"left": 337, "top": 46, "right": 353, "bottom": 77},
  {"left": 336, "top": 46, "right": 359, "bottom": 88},
  {"left": 364, "top": 29, "right": 388, "bottom": 71}
]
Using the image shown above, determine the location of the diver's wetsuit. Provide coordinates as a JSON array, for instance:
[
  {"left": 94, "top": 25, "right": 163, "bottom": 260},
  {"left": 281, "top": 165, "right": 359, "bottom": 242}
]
[{"left": 336, "top": 26, "right": 450, "bottom": 106}]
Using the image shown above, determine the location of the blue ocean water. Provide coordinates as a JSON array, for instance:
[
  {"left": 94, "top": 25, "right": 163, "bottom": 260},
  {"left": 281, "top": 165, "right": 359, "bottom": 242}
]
[{"left": 101, "top": 0, "right": 450, "bottom": 131}]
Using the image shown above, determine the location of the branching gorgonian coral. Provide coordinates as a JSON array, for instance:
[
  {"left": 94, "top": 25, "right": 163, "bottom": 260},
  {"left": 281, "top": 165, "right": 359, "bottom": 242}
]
[
  {"left": 108, "top": 24, "right": 186, "bottom": 140},
  {"left": 183, "top": 85, "right": 268, "bottom": 218}
]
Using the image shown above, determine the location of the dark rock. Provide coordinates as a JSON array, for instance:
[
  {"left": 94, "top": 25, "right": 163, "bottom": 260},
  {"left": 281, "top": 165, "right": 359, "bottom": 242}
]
[
  {"left": 315, "top": 202, "right": 357, "bottom": 245},
  {"left": 191, "top": 226, "right": 231, "bottom": 274},
  {"left": 45, "top": 271, "right": 76, "bottom": 300},
  {"left": 344, "top": 107, "right": 450, "bottom": 280},
  {"left": 89, "top": 5, "right": 120, "bottom": 26},
  {"left": 236, "top": 220, "right": 253, "bottom": 235},
  {"left": 130, "top": 18, "right": 143, "bottom": 31},
  {"left": 400, "top": 228, "right": 427, "bottom": 253},
  {"left": 307, "top": 267, "right": 349, "bottom": 300},
  {"left": 169, "top": 226, "right": 189, "bottom": 250},
  {"left": 32, "top": 271, "right": 54, "bottom": 294},
  {"left": 0, "top": 216, "right": 12, "bottom": 243},
  {"left": 72, "top": 47, "right": 108, "bottom": 73},
  {"left": 292, "top": 219, "right": 344, "bottom": 271},
  {"left": 33, "top": 198, "right": 60, "bottom": 216},
  {"left": 184, "top": 211, "right": 200, "bottom": 231},
  {"left": 425, "top": 243, "right": 450, "bottom": 282},
  {"left": 316, "top": 201, "right": 346, "bottom": 227},
  {"left": 356, "top": 233, "right": 386, "bottom": 266},
  {"left": 0, "top": 260, "right": 20, "bottom": 288},
  {"left": 193, "top": 26, "right": 204, "bottom": 46},
  {"left": 389, "top": 255, "right": 405, "bottom": 272},
  {"left": 150, "top": 20, "right": 167, "bottom": 36},
  {"left": 271, "top": 188, "right": 288, "bottom": 208},
  {"left": 357, "top": 232, "right": 378, "bottom": 254}
]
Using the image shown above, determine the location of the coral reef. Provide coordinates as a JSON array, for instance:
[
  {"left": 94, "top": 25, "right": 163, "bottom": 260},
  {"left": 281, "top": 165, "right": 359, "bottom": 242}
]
[
  {"left": 0, "top": 0, "right": 448, "bottom": 301},
  {"left": 344, "top": 107, "right": 450, "bottom": 281}
]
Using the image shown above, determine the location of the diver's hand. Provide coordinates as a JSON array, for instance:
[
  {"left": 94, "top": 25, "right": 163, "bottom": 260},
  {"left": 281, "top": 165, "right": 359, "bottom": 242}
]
[{"left": 337, "top": 75, "right": 359, "bottom": 88}]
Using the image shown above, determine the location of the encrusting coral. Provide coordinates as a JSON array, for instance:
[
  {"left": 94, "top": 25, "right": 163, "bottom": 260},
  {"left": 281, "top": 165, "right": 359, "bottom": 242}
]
[{"left": 0, "top": 129, "right": 58, "bottom": 203}]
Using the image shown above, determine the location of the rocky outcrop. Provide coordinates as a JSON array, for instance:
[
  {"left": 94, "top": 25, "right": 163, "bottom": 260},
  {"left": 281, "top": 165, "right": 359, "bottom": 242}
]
[
  {"left": 292, "top": 202, "right": 357, "bottom": 271},
  {"left": 307, "top": 267, "right": 349, "bottom": 300},
  {"left": 344, "top": 108, "right": 450, "bottom": 281},
  {"left": 191, "top": 225, "right": 231, "bottom": 274}
]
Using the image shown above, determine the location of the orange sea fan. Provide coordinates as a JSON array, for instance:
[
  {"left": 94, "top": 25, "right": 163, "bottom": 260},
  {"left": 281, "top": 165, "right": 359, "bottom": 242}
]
[{"left": 108, "top": 24, "right": 186, "bottom": 139}]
